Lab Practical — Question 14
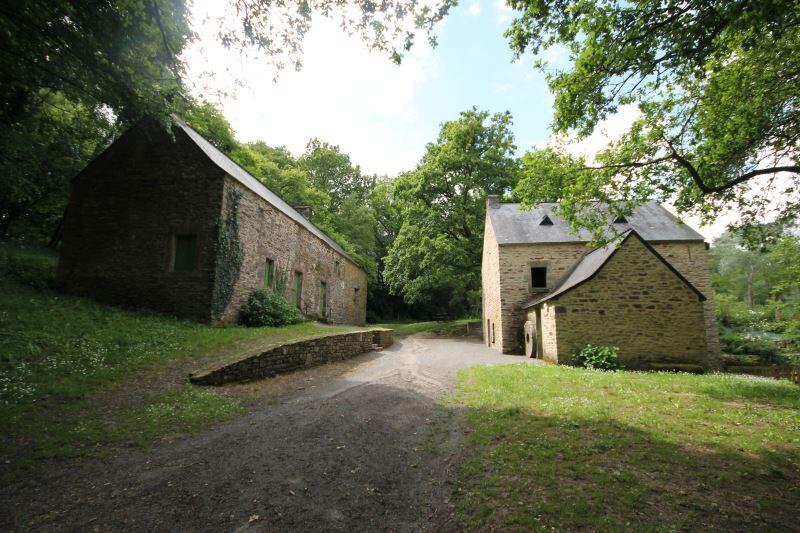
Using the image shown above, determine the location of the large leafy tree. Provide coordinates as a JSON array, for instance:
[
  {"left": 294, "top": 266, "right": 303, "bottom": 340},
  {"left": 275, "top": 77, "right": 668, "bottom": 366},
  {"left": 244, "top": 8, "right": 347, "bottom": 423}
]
[
  {"left": 507, "top": 0, "right": 800, "bottom": 241},
  {"left": 384, "top": 109, "right": 520, "bottom": 315},
  {"left": 0, "top": 91, "right": 118, "bottom": 242}
]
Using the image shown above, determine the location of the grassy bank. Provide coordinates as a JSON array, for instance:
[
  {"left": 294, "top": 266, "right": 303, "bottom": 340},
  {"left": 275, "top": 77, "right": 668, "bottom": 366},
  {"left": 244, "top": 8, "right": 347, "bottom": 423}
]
[
  {"left": 372, "top": 318, "right": 477, "bottom": 336},
  {"left": 0, "top": 244, "right": 359, "bottom": 476},
  {"left": 455, "top": 364, "right": 800, "bottom": 531}
]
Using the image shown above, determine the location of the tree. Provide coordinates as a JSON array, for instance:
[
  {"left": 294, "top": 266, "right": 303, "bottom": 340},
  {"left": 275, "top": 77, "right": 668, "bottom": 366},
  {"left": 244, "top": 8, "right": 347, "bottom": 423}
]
[
  {"left": 507, "top": 0, "right": 800, "bottom": 241},
  {"left": 1, "top": 0, "right": 454, "bottom": 127},
  {"left": 384, "top": 109, "right": 520, "bottom": 315},
  {"left": 300, "top": 140, "right": 375, "bottom": 209},
  {"left": 0, "top": 91, "right": 118, "bottom": 243},
  {"left": 1, "top": 1, "right": 191, "bottom": 126},
  {"left": 709, "top": 231, "right": 771, "bottom": 307}
]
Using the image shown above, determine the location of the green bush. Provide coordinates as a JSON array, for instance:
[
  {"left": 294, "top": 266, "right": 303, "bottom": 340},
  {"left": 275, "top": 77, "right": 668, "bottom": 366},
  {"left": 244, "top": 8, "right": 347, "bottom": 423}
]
[
  {"left": 720, "top": 332, "right": 782, "bottom": 364},
  {"left": 714, "top": 293, "right": 772, "bottom": 330},
  {"left": 239, "top": 289, "right": 303, "bottom": 327},
  {"left": 0, "top": 243, "right": 56, "bottom": 290},
  {"left": 573, "top": 344, "right": 620, "bottom": 370}
]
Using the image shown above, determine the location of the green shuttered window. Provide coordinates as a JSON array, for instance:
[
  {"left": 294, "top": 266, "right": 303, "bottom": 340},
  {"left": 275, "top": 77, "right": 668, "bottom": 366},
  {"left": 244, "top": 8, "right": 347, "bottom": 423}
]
[{"left": 173, "top": 234, "right": 197, "bottom": 272}]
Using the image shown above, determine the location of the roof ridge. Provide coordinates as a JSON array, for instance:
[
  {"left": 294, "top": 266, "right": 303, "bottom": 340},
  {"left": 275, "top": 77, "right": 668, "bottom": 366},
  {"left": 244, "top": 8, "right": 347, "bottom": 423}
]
[{"left": 170, "top": 115, "right": 363, "bottom": 270}]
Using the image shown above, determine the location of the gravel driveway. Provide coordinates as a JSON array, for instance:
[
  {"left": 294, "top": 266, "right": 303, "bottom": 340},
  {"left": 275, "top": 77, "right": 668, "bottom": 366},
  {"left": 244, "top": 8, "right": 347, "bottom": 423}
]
[{"left": 1, "top": 334, "right": 537, "bottom": 532}]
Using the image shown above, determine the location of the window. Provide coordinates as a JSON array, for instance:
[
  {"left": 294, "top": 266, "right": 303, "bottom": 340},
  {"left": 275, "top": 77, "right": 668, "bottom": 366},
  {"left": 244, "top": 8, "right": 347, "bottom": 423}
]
[
  {"left": 335, "top": 260, "right": 341, "bottom": 277},
  {"left": 172, "top": 234, "right": 197, "bottom": 272},
  {"left": 531, "top": 267, "right": 547, "bottom": 289},
  {"left": 263, "top": 258, "right": 274, "bottom": 288},
  {"left": 319, "top": 281, "right": 327, "bottom": 316},
  {"left": 353, "top": 287, "right": 360, "bottom": 304},
  {"left": 293, "top": 271, "right": 303, "bottom": 308}
]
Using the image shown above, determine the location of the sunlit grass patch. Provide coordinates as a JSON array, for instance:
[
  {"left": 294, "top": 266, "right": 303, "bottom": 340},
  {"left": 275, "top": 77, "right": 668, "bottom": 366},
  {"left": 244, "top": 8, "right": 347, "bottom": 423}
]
[{"left": 454, "top": 364, "right": 800, "bottom": 531}]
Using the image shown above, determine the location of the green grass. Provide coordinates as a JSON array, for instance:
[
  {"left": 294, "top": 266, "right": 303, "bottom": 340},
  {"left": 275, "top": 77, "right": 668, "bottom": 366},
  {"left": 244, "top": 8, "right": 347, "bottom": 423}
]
[
  {"left": 0, "top": 243, "right": 363, "bottom": 476},
  {"left": 455, "top": 364, "right": 800, "bottom": 531},
  {"left": 372, "top": 318, "right": 477, "bottom": 336}
]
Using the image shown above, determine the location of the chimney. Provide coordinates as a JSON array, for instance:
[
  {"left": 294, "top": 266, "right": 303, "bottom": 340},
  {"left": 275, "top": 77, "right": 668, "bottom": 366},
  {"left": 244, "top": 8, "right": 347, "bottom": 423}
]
[
  {"left": 486, "top": 195, "right": 500, "bottom": 209},
  {"left": 294, "top": 206, "right": 313, "bottom": 220}
]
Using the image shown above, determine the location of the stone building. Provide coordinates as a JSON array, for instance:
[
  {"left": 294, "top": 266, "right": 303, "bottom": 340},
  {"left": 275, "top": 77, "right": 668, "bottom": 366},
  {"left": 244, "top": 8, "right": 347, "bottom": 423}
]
[
  {"left": 56, "top": 116, "right": 367, "bottom": 325},
  {"left": 481, "top": 197, "right": 720, "bottom": 368}
]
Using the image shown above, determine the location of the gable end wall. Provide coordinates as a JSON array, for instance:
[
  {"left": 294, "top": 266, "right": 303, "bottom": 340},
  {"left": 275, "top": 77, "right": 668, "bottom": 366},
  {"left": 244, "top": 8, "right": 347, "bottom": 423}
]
[
  {"left": 55, "top": 121, "right": 224, "bottom": 322},
  {"left": 552, "top": 236, "right": 708, "bottom": 367}
]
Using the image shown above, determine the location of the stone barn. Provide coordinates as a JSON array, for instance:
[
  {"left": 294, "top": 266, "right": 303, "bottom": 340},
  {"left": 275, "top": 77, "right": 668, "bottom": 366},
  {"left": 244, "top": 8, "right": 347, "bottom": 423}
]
[
  {"left": 56, "top": 116, "right": 367, "bottom": 325},
  {"left": 481, "top": 196, "right": 720, "bottom": 368}
]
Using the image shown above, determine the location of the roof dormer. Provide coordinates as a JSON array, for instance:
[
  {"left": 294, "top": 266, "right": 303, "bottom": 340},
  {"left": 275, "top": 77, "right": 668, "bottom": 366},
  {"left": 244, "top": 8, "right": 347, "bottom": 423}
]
[{"left": 540, "top": 215, "right": 554, "bottom": 226}]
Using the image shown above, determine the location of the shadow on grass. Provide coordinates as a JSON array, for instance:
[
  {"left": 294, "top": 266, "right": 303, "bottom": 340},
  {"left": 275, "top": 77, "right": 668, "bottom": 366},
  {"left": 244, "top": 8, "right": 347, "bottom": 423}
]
[
  {"left": 695, "top": 376, "right": 800, "bottom": 408},
  {"left": 458, "top": 406, "right": 800, "bottom": 532}
]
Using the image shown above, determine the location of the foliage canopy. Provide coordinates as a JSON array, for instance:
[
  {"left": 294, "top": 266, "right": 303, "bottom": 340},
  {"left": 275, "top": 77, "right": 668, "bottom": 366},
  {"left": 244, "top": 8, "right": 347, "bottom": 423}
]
[{"left": 508, "top": 0, "right": 800, "bottom": 241}]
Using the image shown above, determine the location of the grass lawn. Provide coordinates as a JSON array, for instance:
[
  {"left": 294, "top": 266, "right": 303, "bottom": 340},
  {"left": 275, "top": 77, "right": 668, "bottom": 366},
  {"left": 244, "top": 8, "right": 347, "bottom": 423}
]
[
  {"left": 0, "top": 244, "right": 362, "bottom": 478},
  {"left": 455, "top": 364, "right": 800, "bottom": 531},
  {"left": 373, "top": 318, "right": 477, "bottom": 336}
]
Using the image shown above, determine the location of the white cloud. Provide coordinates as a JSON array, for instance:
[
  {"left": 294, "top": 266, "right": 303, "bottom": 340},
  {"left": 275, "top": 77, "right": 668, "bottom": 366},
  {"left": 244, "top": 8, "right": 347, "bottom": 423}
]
[
  {"left": 468, "top": 2, "right": 481, "bottom": 16},
  {"left": 494, "top": 0, "right": 513, "bottom": 23},
  {"left": 183, "top": 0, "right": 439, "bottom": 176},
  {"left": 492, "top": 82, "right": 514, "bottom": 94}
]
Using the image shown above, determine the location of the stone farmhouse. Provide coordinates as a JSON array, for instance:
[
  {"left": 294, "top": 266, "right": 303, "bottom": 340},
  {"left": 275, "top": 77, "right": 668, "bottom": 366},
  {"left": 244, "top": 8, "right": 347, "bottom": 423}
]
[
  {"left": 56, "top": 116, "right": 367, "bottom": 325},
  {"left": 481, "top": 196, "right": 720, "bottom": 368}
]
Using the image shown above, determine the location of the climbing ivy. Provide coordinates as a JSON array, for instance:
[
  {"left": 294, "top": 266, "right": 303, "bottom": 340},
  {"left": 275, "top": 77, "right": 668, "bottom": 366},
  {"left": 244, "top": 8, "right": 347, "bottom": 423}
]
[{"left": 212, "top": 186, "right": 244, "bottom": 320}]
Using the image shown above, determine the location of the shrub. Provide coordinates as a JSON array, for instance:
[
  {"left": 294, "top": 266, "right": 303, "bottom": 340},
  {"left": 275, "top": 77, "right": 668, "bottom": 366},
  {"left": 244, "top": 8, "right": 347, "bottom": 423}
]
[
  {"left": 0, "top": 243, "right": 56, "bottom": 290},
  {"left": 720, "top": 332, "right": 782, "bottom": 364},
  {"left": 573, "top": 344, "right": 620, "bottom": 370},
  {"left": 239, "top": 289, "right": 303, "bottom": 327}
]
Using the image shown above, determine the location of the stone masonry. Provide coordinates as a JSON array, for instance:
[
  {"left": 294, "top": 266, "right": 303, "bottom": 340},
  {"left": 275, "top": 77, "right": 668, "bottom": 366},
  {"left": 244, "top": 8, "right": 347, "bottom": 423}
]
[
  {"left": 481, "top": 198, "right": 720, "bottom": 368},
  {"left": 190, "top": 329, "right": 393, "bottom": 385},
  {"left": 56, "top": 117, "right": 367, "bottom": 325},
  {"left": 528, "top": 235, "right": 708, "bottom": 367}
]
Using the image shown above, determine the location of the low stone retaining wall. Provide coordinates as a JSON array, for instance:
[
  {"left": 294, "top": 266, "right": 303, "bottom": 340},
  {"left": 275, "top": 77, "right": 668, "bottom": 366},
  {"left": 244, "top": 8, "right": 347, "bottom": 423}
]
[{"left": 190, "top": 328, "right": 393, "bottom": 386}]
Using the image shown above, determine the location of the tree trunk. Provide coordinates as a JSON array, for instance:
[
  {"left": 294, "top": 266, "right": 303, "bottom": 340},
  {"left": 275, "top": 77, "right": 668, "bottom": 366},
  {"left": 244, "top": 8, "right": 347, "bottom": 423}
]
[{"left": 746, "top": 266, "right": 755, "bottom": 308}]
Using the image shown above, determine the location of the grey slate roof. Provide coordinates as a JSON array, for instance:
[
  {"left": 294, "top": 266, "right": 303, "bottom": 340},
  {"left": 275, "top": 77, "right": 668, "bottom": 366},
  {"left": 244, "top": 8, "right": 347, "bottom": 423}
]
[
  {"left": 522, "top": 230, "right": 706, "bottom": 308},
  {"left": 488, "top": 201, "right": 705, "bottom": 244},
  {"left": 172, "top": 116, "right": 361, "bottom": 268}
]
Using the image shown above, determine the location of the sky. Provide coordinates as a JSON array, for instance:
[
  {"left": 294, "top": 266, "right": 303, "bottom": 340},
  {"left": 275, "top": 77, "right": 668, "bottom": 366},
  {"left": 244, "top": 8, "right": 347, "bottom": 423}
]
[{"left": 183, "top": 0, "right": 728, "bottom": 239}]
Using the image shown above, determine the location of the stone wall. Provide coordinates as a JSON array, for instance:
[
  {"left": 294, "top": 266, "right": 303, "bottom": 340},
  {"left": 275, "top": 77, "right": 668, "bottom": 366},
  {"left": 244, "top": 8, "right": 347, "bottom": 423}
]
[
  {"left": 190, "top": 329, "right": 393, "bottom": 385},
  {"left": 56, "top": 119, "right": 368, "bottom": 326},
  {"left": 56, "top": 120, "right": 224, "bottom": 322},
  {"left": 547, "top": 236, "right": 708, "bottom": 367},
  {"left": 651, "top": 241, "right": 721, "bottom": 364},
  {"left": 220, "top": 177, "right": 368, "bottom": 325},
  {"left": 493, "top": 241, "right": 589, "bottom": 353},
  {"left": 480, "top": 217, "right": 501, "bottom": 348}
]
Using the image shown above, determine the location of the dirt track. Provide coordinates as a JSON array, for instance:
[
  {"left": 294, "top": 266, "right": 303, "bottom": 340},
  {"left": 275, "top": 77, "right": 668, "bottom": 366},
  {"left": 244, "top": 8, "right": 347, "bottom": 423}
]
[{"left": 1, "top": 334, "right": 536, "bottom": 532}]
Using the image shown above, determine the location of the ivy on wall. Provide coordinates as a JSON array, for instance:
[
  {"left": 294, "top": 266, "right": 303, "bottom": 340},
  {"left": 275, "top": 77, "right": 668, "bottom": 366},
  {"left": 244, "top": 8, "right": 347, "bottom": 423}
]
[{"left": 212, "top": 185, "right": 244, "bottom": 320}]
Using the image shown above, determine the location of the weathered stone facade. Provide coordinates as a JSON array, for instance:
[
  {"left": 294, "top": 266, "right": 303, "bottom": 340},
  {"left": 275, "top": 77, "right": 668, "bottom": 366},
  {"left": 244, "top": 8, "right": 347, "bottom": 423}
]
[
  {"left": 56, "top": 118, "right": 367, "bottom": 325},
  {"left": 525, "top": 236, "right": 708, "bottom": 367},
  {"left": 481, "top": 198, "right": 720, "bottom": 368},
  {"left": 190, "top": 329, "right": 393, "bottom": 385},
  {"left": 221, "top": 177, "right": 367, "bottom": 324}
]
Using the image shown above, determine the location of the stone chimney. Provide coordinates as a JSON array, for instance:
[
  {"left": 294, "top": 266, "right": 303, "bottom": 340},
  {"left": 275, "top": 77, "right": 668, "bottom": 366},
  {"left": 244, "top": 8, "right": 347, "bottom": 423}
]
[
  {"left": 486, "top": 195, "right": 500, "bottom": 209},
  {"left": 294, "top": 206, "right": 313, "bottom": 220}
]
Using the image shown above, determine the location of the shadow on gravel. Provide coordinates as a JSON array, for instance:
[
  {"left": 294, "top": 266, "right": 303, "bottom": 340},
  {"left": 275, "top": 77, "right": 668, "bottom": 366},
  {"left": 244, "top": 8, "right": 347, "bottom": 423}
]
[{"left": 0, "top": 381, "right": 463, "bottom": 533}]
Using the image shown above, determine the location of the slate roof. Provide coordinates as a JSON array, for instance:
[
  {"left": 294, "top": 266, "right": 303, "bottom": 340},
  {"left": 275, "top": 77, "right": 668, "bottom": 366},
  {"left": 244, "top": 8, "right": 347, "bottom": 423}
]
[
  {"left": 171, "top": 116, "right": 361, "bottom": 268},
  {"left": 522, "top": 230, "right": 706, "bottom": 308},
  {"left": 488, "top": 201, "right": 705, "bottom": 244}
]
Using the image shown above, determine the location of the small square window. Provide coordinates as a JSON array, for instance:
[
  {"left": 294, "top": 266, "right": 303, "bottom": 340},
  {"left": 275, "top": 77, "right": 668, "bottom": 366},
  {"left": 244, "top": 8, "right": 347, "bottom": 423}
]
[
  {"left": 172, "top": 234, "right": 197, "bottom": 272},
  {"left": 531, "top": 267, "right": 547, "bottom": 289}
]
